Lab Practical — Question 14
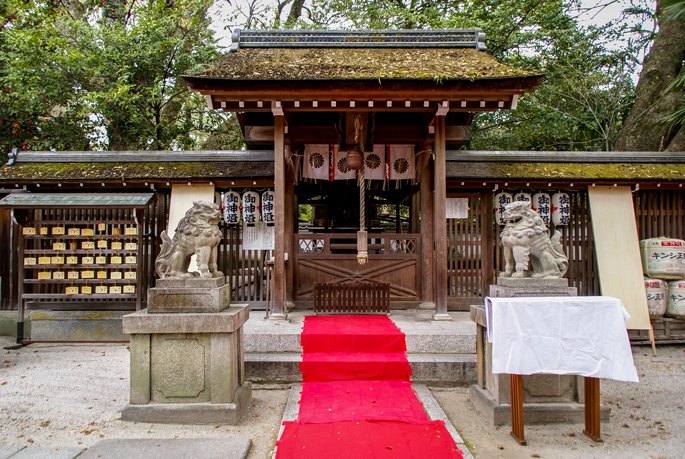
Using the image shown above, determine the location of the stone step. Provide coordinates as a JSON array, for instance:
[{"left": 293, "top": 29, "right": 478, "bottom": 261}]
[{"left": 245, "top": 353, "right": 477, "bottom": 386}]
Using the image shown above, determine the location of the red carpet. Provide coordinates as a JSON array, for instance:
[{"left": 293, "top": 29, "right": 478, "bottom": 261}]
[
  {"left": 298, "top": 380, "right": 429, "bottom": 424},
  {"left": 276, "top": 314, "right": 463, "bottom": 459},
  {"left": 301, "top": 352, "right": 412, "bottom": 381}
]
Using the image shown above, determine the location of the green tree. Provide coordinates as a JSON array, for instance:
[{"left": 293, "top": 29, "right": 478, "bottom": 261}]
[{"left": 0, "top": 0, "right": 242, "bottom": 162}]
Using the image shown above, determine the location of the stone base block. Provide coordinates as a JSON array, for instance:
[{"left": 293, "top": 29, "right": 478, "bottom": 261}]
[
  {"left": 122, "top": 382, "right": 251, "bottom": 425},
  {"left": 496, "top": 278, "right": 570, "bottom": 288},
  {"left": 469, "top": 385, "right": 609, "bottom": 426},
  {"left": 489, "top": 285, "right": 577, "bottom": 297},
  {"left": 29, "top": 311, "right": 129, "bottom": 341},
  {"left": 147, "top": 284, "right": 230, "bottom": 313}
]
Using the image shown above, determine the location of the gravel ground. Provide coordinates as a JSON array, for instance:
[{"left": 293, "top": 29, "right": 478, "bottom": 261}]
[
  {"left": 0, "top": 337, "right": 288, "bottom": 459},
  {"left": 1, "top": 336, "right": 683, "bottom": 459},
  {"left": 433, "top": 345, "right": 685, "bottom": 459}
]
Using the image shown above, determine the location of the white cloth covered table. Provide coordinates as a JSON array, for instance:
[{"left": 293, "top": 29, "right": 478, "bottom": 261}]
[{"left": 485, "top": 296, "right": 639, "bottom": 383}]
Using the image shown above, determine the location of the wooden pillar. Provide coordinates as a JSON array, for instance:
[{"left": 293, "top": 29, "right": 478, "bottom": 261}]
[
  {"left": 284, "top": 144, "right": 295, "bottom": 308},
  {"left": 433, "top": 116, "right": 450, "bottom": 320},
  {"left": 410, "top": 190, "right": 420, "bottom": 234},
  {"left": 420, "top": 148, "right": 434, "bottom": 308},
  {"left": 272, "top": 116, "right": 288, "bottom": 320}
]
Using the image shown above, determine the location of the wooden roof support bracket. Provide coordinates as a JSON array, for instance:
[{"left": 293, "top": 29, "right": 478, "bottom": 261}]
[
  {"left": 436, "top": 101, "right": 449, "bottom": 116},
  {"left": 271, "top": 101, "right": 284, "bottom": 117}
]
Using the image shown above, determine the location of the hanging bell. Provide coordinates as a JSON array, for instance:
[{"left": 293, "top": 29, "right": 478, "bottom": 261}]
[{"left": 346, "top": 150, "right": 364, "bottom": 171}]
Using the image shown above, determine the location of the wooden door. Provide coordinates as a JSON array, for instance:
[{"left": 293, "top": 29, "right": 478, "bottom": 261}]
[{"left": 446, "top": 192, "right": 493, "bottom": 310}]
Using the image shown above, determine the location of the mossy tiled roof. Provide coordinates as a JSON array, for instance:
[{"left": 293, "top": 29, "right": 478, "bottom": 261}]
[
  {"left": 0, "top": 162, "right": 274, "bottom": 181},
  {"left": 446, "top": 162, "right": 685, "bottom": 181},
  {"left": 198, "top": 48, "right": 537, "bottom": 81}
]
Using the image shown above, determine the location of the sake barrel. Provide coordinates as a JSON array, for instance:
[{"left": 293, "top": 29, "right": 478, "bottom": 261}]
[
  {"left": 644, "top": 277, "right": 667, "bottom": 320},
  {"left": 640, "top": 237, "right": 685, "bottom": 280},
  {"left": 666, "top": 280, "right": 685, "bottom": 319}
]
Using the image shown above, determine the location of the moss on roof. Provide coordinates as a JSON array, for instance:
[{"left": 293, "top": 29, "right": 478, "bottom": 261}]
[
  {"left": 447, "top": 162, "right": 685, "bottom": 181},
  {"left": 199, "top": 48, "right": 536, "bottom": 81},
  {"left": 0, "top": 162, "right": 274, "bottom": 181}
]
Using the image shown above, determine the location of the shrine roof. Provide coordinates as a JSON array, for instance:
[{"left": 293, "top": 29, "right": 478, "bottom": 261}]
[
  {"left": 0, "top": 151, "right": 274, "bottom": 181},
  {"left": 195, "top": 47, "right": 536, "bottom": 81}
]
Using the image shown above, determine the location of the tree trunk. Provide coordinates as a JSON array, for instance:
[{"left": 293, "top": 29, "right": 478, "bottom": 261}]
[
  {"left": 284, "top": 0, "right": 305, "bottom": 28},
  {"left": 613, "top": 1, "right": 685, "bottom": 151}
]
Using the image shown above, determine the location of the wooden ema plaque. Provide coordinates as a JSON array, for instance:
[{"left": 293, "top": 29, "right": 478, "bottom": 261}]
[
  {"left": 123, "top": 285, "right": 135, "bottom": 293},
  {"left": 97, "top": 271, "right": 107, "bottom": 279},
  {"left": 51, "top": 227, "right": 65, "bottom": 235},
  {"left": 109, "top": 286, "right": 122, "bottom": 294},
  {"left": 81, "top": 286, "right": 92, "bottom": 294},
  {"left": 68, "top": 228, "right": 80, "bottom": 236},
  {"left": 24, "top": 258, "right": 37, "bottom": 266},
  {"left": 110, "top": 272, "right": 122, "bottom": 280},
  {"left": 82, "top": 241, "right": 95, "bottom": 250},
  {"left": 68, "top": 272, "right": 79, "bottom": 279},
  {"left": 39, "top": 227, "right": 48, "bottom": 235},
  {"left": 125, "top": 256, "right": 137, "bottom": 264},
  {"left": 124, "top": 242, "right": 137, "bottom": 250},
  {"left": 22, "top": 227, "right": 36, "bottom": 235},
  {"left": 67, "top": 256, "right": 79, "bottom": 264},
  {"left": 52, "top": 242, "right": 66, "bottom": 251},
  {"left": 124, "top": 271, "right": 136, "bottom": 280},
  {"left": 81, "top": 228, "right": 94, "bottom": 236},
  {"left": 125, "top": 227, "right": 137, "bottom": 236},
  {"left": 95, "top": 286, "right": 108, "bottom": 294},
  {"left": 111, "top": 242, "right": 123, "bottom": 250},
  {"left": 51, "top": 256, "right": 64, "bottom": 265},
  {"left": 97, "top": 240, "right": 108, "bottom": 249},
  {"left": 38, "top": 257, "right": 51, "bottom": 265},
  {"left": 65, "top": 286, "right": 79, "bottom": 295},
  {"left": 82, "top": 257, "right": 94, "bottom": 265},
  {"left": 53, "top": 272, "right": 65, "bottom": 280},
  {"left": 111, "top": 228, "right": 122, "bottom": 235},
  {"left": 81, "top": 271, "right": 95, "bottom": 279},
  {"left": 95, "top": 256, "right": 107, "bottom": 264},
  {"left": 38, "top": 272, "right": 51, "bottom": 280},
  {"left": 111, "top": 256, "right": 123, "bottom": 265},
  {"left": 97, "top": 223, "right": 106, "bottom": 232}
]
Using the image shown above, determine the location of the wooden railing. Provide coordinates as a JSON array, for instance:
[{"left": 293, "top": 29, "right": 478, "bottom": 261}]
[{"left": 313, "top": 282, "right": 390, "bottom": 314}]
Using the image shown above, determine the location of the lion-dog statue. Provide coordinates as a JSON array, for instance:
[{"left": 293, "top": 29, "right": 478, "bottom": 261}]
[
  {"left": 499, "top": 201, "right": 568, "bottom": 279},
  {"left": 155, "top": 201, "right": 224, "bottom": 279}
]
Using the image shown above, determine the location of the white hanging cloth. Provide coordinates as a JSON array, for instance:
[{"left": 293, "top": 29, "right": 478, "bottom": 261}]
[
  {"left": 388, "top": 145, "right": 415, "bottom": 180},
  {"left": 364, "top": 144, "right": 387, "bottom": 180},
  {"left": 303, "top": 144, "right": 330, "bottom": 181},
  {"left": 333, "top": 146, "right": 357, "bottom": 180}
]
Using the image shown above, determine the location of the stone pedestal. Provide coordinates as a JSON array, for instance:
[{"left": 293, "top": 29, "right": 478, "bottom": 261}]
[
  {"left": 148, "top": 278, "right": 230, "bottom": 314},
  {"left": 121, "top": 302, "right": 252, "bottom": 425},
  {"left": 489, "top": 277, "right": 577, "bottom": 298},
  {"left": 469, "top": 278, "right": 609, "bottom": 425}
]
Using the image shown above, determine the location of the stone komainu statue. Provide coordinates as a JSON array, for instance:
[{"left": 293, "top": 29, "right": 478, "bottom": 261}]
[
  {"left": 499, "top": 201, "right": 568, "bottom": 279},
  {"left": 155, "top": 201, "right": 224, "bottom": 279}
]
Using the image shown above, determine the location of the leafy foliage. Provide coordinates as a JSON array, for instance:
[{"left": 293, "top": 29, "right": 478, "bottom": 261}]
[{"left": 0, "top": 0, "right": 242, "bottom": 162}]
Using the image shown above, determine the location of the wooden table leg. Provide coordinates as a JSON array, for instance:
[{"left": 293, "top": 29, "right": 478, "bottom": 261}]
[
  {"left": 583, "top": 377, "right": 603, "bottom": 443},
  {"left": 510, "top": 374, "right": 527, "bottom": 445}
]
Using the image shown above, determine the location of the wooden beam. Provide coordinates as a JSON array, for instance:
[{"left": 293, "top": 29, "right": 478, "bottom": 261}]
[
  {"left": 248, "top": 125, "right": 469, "bottom": 145},
  {"left": 272, "top": 116, "right": 287, "bottom": 320},
  {"left": 433, "top": 115, "right": 450, "bottom": 320}
]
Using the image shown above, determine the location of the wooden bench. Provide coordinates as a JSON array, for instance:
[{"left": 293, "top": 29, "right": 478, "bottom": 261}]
[{"left": 313, "top": 282, "right": 390, "bottom": 314}]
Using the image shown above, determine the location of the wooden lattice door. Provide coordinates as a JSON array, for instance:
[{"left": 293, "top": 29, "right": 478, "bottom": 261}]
[{"left": 446, "top": 192, "right": 494, "bottom": 310}]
